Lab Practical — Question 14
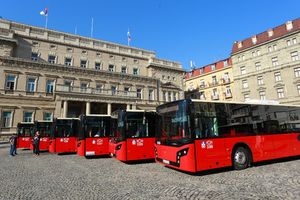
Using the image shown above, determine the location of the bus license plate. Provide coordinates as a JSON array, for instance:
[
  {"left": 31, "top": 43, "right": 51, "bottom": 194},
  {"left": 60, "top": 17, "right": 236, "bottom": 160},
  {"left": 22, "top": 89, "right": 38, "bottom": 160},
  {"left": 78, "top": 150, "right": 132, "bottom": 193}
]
[{"left": 162, "top": 159, "right": 170, "bottom": 164}]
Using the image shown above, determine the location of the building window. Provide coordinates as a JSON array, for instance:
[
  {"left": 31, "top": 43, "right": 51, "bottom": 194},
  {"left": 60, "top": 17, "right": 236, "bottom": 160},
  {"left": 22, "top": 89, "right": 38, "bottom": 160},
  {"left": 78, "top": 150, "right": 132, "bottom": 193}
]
[
  {"left": 111, "top": 86, "right": 117, "bottom": 95},
  {"left": 272, "top": 57, "right": 278, "bottom": 67},
  {"left": 252, "top": 51, "right": 255, "bottom": 57},
  {"left": 64, "top": 80, "right": 72, "bottom": 87},
  {"left": 43, "top": 112, "right": 52, "bottom": 121},
  {"left": 287, "top": 40, "right": 291, "bottom": 46},
  {"left": 32, "top": 41, "right": 39, "bottom": 47},
  {"left": 96, "top": 52, "right": 101, "bottom": 57},
  {"left": 80, "top": 83, "right": 88, "bottom": 92},
  {"left": 291, "top": 51, "right": 299, "bottom": 61},
  {"left": 108, "top": 65, "right": 115, "bottom": 72},
  {"left": 163, "top": 91, "right": 167, "bottom": 102},
  {"left": 24, "top": 112, "right": 33, "bottom": 122},
  {"left": 50, "top": 44, "right": 57, "bottom": 50},
  {"left": 225, "top": 86, "right": 232, "bottom": 98},
  {"left": 211, "top": 64, "right": 216, "bottom": 71},
  {"left": 2, "top": 111, "right": 12, "bottom": 128},
  {"left": 255, "top": 62, "right": 261, "bottom": 71},
  {"left": 257, "top": 50, "right": 261, "bottom": 56},
  {"left": 268, "top": 46, "right": 273, "bottom": 52},
  {"left": 212, "top": 76, "right": 217, "bottom": 85},
  {"left": 124, "top": 87, "right": 130, "bottom": 95},
  {"left": 242, "top": 80, "right": 248, "bottom": 89},
  {"left": 294, "top": 67, "right": 300, "bottom": 77},
  {"left": 293, "top": 38, "right": 297, "bottom": 45},
  {"left": 149, "top": 89, "right": 154, "bottom": 100},
  {"left": 223, "top": 60, "right": 228, "bottom": 67},
  {"left": 274, "top": 72, "right": 282, "bottom": 82},
  {"left": 257, "top": 76, "right": 264, "bottom": 85},
  {"left": 82, "top": 50, "right": 87, "bottom": 55},
  {"left": 121, "top": 66, "right": 127, "bottom": 74},
  {"left": 273, "top": 44, "right": 277, "bottom": 51},
  {"left": 46, "top": 80, "right": 54, "bottom": 94},
  {"left": 96, "top": 84, "right": 103, "bottom": 93},
  {"left": 244, "top": 94, "right": 250, "bottom": 101},
  {"left": 26, "top": 78, "right": 36, "bottom": 92},
  {"left": 173, "top": 92, "right": 177, "bottom": 101},
  {"left": 65, "top": 58, "right": 72, "bottom": 66},
  {"left": 277, "top": 88, "right": 285, "bottom": 98},
  {"left": 95, "top": 62, "right": 101, "bottom": 70},
  {"left": 133, "top": 68, "right": 139, "bottom": 75},
  {"left": 80, "top": 60, "right": 87, "bottom": 68},
  {"left": 259, "top": 91, "right": 266, "bottom": 100},
  {"left": 136, "top": 89, "right": 142, "bottom": 99},
  {"left": 31, "top": 52, "right": 38, "bottom": 61},
  {"left": 67, "top": 47, "right": 73, "bottom": 52},
  {"left": 240, "top": 66, "right": 246, "bottom": 75},
  {"left": 242, "top": 55, "right": 245, "bottom": 61},
  {"left": 297, "top": 85, "right": 300, "bottom": 95},
  {"left": 48, "top": 55, "right": 56, "bottom": 64},
  {"left": 5, "top": 75, "right": 16, "bottom": 91}
]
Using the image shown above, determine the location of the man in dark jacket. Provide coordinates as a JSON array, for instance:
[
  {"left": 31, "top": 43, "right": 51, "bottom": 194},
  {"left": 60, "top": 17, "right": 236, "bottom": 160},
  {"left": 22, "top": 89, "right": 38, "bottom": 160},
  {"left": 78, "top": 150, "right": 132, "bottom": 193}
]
[
  {"left": 9, "top": 134, "right": 17, "bottom": 156},
  {"left": 33, "top": 131, "right": 40, "bottom": 155}
]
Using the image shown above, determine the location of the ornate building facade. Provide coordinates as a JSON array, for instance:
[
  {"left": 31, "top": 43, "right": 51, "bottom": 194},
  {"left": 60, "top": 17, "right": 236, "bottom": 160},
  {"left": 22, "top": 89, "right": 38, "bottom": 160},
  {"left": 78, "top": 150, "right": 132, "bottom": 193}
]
[
  {"left": 0, "top": 19, "right": 185, "bottom": 135},
  {"left": 231, "top": 18, "right": 300, "bottom": 104},
  {"left": 185, "top": 58, "right": 234, "bottom": 101}
]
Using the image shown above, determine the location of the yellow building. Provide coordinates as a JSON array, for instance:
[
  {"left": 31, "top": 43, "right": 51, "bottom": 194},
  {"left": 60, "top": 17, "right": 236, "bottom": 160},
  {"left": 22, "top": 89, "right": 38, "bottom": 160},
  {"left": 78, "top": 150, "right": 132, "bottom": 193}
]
[{"left": 185, "top": 58, "right": 234, "bottom": 101}]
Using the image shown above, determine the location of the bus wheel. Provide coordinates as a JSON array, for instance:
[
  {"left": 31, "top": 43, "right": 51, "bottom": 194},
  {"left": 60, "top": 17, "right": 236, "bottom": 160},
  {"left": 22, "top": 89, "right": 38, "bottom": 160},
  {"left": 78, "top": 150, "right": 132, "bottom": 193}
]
[{"left": 233, "top": 147, "right": 250, "bottom": 170}]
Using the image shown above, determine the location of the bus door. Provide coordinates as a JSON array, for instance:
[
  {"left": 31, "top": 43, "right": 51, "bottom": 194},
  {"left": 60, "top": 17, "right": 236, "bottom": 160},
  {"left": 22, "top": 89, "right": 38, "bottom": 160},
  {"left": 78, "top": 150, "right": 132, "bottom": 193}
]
[{"left": 194, "top": 115, "right": 227, "bottom": 171}]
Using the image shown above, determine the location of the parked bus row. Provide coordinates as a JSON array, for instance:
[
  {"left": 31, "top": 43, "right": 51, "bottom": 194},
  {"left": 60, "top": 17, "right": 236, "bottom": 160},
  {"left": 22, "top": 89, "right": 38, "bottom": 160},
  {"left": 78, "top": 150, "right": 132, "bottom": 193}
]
[{"left": 16, "top": 99, "right": 300, "bottom": 173}]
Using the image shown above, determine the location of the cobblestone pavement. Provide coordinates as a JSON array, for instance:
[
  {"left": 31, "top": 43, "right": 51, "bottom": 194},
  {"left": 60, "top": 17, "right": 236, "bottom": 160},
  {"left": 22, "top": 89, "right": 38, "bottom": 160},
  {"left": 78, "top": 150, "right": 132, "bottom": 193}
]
[{"left": 0, "top": 145, "right": 299, "bottom": 200}]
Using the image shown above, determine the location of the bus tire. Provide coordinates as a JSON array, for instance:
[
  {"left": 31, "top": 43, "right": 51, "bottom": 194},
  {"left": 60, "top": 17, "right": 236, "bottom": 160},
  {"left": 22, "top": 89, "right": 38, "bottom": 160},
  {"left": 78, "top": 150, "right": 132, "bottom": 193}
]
[{"left": 232, "top": 146, "right": 250, "bottom": 170}]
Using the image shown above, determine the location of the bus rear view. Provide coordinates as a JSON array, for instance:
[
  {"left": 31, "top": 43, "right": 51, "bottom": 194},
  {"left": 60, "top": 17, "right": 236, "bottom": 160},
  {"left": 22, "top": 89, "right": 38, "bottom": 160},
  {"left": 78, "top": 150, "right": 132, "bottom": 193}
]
[
  {"left": 109, "top": 110, "right": 157, "bottom": 162},
  {"left": 49, "top": 118, "right": 79, "bottom": 154},
  {"left": 77, "top": 115, "right": 111, "bottom": 157}
]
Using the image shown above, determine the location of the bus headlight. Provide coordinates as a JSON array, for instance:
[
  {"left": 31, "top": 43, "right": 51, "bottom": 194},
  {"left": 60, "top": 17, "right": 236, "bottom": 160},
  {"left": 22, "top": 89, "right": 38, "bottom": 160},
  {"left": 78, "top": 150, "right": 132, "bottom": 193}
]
[{"left": 177, "top": 148, "right": 189, "bottom": 158}]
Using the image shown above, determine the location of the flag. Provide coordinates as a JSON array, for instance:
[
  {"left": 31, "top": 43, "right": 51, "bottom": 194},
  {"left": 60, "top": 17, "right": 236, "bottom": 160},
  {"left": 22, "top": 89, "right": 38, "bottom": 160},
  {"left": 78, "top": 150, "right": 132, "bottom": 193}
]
[
  {"left": 127, "top": 30, "right": 131, "bottom": 42},
  {"left": 40, "top": 8, "right": 48, "bottom": 16}
]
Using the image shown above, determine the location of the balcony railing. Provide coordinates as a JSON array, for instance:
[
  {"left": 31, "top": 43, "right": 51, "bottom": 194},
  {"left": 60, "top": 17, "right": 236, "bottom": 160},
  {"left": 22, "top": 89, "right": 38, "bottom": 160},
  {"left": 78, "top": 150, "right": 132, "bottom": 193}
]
[{"left": 56, "top": 85, "right": 138, "bottom": 98}]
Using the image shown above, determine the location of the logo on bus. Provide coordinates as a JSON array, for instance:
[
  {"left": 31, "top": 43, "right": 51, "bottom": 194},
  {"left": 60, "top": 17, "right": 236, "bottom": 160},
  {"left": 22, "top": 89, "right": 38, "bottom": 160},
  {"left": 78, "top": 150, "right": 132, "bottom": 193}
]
[
  {"left": 201, "top": 140, "right": 214, "bottom": 149},
  {"left": 137, "top": 139, "right": 144, "bottom": 146},
  {"left": 60, "top": 138, "right": 69, "bottom": 143},
  {"left": 22, "top": 138, "right": 30, "bottom": 141}
]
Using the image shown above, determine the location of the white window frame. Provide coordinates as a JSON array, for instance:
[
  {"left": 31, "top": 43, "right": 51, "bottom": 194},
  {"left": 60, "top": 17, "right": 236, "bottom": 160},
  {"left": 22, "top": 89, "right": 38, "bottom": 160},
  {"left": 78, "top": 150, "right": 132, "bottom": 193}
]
[
  {"left": 26, "top": 77, "right": 37, "bottom": 92},
  {"left": 48, "top": 55, "right": 56, "bottom": 64},
  {"left": 23, "top": 111, "right": 33, "bottom": 122},
  {"left": 136, "top": 88, "right": 142, "bottom": 99},
  {"left": 133, "top": 68, "right": 139, "bottom": 75},
  {"left": 277, "top": 88, "right": 285, "bottom": 98},
  {"left": 108, "top": 65, "right": 115, "bottom": 72},
  {"left": 274, "top": 72, "right": 281, "bottom": 82},
  {"left": 240, "top": 66, "right": 246, "bottom": 75},
  {"left": 65, "top": 57, "right": 72, "bottom": 66},
  {"left": 46, "top": 79, "right": 55, "bottom": 94},
  {"left": 5, "top": 74, "right": 16, "bottom": 91},
  {"left": 294, "top": 67, "right": 300, "bottom": 78},
  {"left": 257, "top": 76, "right": 264, "bottom": 85},
  {"left": 291, "top": 51, "right": 299, "bottom": 61},
  {"left": 80, "top": 60, "right": 87, "bottom": 68},
  {"left": 2, "top": 111, "right": 12, "bottom": 128},
  {"left": 31, "top": 52, "right": 39, "bottom": 61},
  {"left": 272, "top": 57, "right": 278, "bottom": 67},
  {"left": 255, "top": 62, "right": 261, "bottom": 71},
  {"left": 242, "top": 80, "right": 248, "bottom": 89}
]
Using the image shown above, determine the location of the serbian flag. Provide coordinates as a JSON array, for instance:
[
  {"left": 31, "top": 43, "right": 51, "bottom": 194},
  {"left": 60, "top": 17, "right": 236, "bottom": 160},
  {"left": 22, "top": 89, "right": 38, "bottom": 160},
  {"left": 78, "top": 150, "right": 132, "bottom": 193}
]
[
  {"left": 127, "top": 30, "right": 131, "bottom": 42},
  {"left": 40, "top": 8, "right": 48, "bottom": 16}
]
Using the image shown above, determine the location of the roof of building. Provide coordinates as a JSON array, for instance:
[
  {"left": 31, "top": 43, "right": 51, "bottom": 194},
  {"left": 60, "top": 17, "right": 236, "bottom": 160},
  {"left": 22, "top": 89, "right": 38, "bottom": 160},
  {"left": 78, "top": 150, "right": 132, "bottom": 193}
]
[
  {"left": 231, "top": 18, "right": 300, "bottom": 54},
  {"left": 185, "top": 58, "right": 232, "bottom": 80}
]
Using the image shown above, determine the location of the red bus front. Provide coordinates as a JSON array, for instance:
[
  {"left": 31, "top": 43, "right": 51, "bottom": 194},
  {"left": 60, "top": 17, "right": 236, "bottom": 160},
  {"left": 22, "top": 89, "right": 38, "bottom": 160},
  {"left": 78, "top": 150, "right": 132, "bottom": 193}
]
[
  {"left": 109, "top": 110, "right": 157, "bottom": 162},
  {"left": 49, "top": 118, "right": 79, "bottom": 154},
  {"left": 77, "top": 115, "right": 111, "bottom": 157},
  {"left": 16, "top": 122, "right": 34, "bottom": 149},
  {"left": 30, "top": 121, "right": 52, "bottom": 151},
  {"left": 155, "top": 99, "right": 300, "bottom": 173}
]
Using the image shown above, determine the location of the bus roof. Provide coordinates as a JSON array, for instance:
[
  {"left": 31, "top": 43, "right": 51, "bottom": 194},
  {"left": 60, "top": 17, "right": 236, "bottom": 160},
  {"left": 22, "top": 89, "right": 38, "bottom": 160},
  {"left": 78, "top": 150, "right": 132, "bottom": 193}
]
[
  {"left": 35, "top": 120, "right": 53, "bottom": 123},
  {"left": 55, "top": 118, "right": 80, "bottom": 120},
  {"left": 126, "top": 110, "right": 156, "bottom": 113},
  {"left": 18, "top": 122, "right": 34, "bottom": 124},
  {"left": 84, "top": 114, "right": 111, "bottom": 117},
  {"left": 190, "top": 99, "right": 300, "bottom": 108}
]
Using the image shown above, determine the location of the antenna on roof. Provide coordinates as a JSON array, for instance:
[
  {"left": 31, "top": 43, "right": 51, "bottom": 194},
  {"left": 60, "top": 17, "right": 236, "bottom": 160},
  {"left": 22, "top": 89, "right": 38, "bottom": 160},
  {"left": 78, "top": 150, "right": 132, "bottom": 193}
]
[{"left": 190, "top": 60, "right": 196, "bottom": 70}]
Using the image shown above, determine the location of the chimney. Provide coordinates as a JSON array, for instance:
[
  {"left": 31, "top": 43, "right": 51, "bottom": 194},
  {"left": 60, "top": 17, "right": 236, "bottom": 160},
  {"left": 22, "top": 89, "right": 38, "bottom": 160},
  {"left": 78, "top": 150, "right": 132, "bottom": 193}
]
[
  {"left": 267, "top": 28, "right": 274, "bottom": 37},
  {"left": 237, "top": 41, "right": 242, "bottom": 48},
  {"left": 251, "top": 35, "right": 257, "bottom": 44}
]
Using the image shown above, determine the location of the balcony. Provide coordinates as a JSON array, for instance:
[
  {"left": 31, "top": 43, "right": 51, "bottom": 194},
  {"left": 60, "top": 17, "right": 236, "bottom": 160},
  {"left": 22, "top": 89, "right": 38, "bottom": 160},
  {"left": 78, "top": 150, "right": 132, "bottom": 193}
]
[
  {"left": 56, "top": 85, "right": 138, "bottom": 99},
  {"left": 221, "top": 78, "right": 231, "bottom": 84}
]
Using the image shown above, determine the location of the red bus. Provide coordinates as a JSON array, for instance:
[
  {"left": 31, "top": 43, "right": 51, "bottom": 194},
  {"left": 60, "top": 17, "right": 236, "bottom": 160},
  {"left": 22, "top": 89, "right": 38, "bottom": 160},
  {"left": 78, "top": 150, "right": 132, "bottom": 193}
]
[
  {"left": 49, "top": 118, "right": 79, "bottom": 154},
  {"left": 109, "top": 110, "right": 157, "bottom": 162},
  {"left": 29, "top": 121, "right": 52, "bottom": 151},
  {"left": 77, "top": 115, "right": 111, "bottom": 157},
  {"left": 155, "top": 99, "right": 300, "bottom": 173},
  {"left": 16, "top": 122, "right": 34, "bottom": 149}
]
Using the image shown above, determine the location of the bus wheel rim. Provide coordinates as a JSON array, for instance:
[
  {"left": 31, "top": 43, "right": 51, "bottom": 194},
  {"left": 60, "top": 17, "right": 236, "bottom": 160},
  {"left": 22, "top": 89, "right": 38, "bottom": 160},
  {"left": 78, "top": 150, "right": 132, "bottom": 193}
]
[{"left": 234, "top": 151, "right": 246, "bottom": 165}]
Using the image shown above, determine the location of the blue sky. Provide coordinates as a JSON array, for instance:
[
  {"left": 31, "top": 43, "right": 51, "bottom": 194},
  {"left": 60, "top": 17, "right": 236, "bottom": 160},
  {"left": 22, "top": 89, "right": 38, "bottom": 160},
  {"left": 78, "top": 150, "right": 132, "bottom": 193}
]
[{"left": 1, "top": 0, "right": 300, "bottom": 70}]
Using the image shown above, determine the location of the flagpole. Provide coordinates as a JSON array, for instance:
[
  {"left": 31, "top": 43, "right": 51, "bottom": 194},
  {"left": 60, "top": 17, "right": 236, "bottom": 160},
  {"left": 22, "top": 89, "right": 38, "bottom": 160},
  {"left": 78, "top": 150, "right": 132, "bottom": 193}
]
[
  {"left": 127, "top": 28, "right": 130, "bottom": 46},
  {"left": 91, "top": 17, "right": 94, "bottom": 37},
  {"left": 45, "top": 15, "right": 48, "bottom": 29}
]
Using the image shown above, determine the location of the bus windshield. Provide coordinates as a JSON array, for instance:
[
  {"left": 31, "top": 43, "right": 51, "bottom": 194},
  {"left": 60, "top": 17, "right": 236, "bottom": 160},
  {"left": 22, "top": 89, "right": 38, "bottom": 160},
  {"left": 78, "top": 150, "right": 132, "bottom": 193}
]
[
  {"left": 17, "top": 124, "right": 34, "bottom": 137},
  {"left": 83, "top": 117, "right": 110, "bottom": 138},
  {"left": 54, "top": 120, "right": 77, "bottom": 137},
  {"left": 125, "top": 112, "right": 149, "bottom": 138},
  {"left": 35, "top": 122, "right": 51, "bottom": 137},
  {"left": 157, "top": 100, "right": 192, "bottom": 145}
]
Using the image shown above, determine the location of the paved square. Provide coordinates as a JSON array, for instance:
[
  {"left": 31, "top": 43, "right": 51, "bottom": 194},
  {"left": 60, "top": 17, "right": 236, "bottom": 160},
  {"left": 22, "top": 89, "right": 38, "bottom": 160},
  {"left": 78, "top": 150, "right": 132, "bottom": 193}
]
[{"left": 0, "top": 145, "right": 299, "bottom": 200}]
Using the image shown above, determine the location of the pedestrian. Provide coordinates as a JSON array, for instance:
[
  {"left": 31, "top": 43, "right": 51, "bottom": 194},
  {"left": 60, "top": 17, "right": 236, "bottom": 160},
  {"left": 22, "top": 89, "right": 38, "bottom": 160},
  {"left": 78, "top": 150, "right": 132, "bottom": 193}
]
[
  {"left": 33, "top": 131, "right": 40, "bottom": 156},
  {"left": 9, "top": 134, "right": 17, "bottom": 156}
]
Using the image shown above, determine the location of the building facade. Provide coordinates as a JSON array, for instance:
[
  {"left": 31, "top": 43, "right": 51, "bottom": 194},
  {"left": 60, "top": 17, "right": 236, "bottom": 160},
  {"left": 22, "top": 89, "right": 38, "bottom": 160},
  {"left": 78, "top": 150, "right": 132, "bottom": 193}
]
[
  {"left": 185, "top": 58, "right": 234, "bottom": 101},
  {"left": 0, "top": 19, "right": 185, "bottom": 135},
  {"left": 231, "top": 18, "right": 300, "bottom": 104}
]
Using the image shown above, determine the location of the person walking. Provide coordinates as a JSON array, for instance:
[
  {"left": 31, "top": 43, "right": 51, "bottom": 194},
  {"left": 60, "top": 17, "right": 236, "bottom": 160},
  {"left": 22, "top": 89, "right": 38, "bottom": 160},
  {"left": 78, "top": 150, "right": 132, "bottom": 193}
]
[
  {"left": 9, "top": 134, "right": 17, "bottom": 156},
  {"left": 33, "top": 131, "right": 40, "bottom": 156}
]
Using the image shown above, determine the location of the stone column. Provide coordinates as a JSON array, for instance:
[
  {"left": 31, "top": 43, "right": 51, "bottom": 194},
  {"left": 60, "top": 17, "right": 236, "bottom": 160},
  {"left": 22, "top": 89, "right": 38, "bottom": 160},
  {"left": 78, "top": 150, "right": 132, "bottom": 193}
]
[
  {"left": 132, "top": 104, "right": 137, "bottom": 110},
  {"left": 126, "top": 104, "right": 130, "bottom": 111},
  {"left": 86, "top": 102, "right": 91, "bottom": 115},
  {"left": 107, "top": 103, "right": 111, "bottom": 116},
  {"left": 63, "top": 101, "right": 68, "bottom": 118}
]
